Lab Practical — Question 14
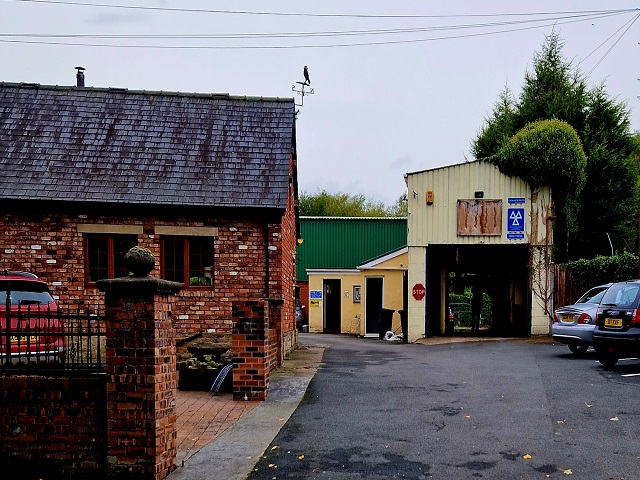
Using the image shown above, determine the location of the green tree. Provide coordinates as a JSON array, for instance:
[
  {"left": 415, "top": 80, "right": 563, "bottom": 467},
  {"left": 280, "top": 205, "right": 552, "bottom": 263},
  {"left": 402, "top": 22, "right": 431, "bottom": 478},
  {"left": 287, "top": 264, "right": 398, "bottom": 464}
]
[
  {"left": 389, "top": 193, "right": 408, "bottom": 217},
  {"left": 494, "top": 119, "right": 587, "bottom": 236},
  {"left": 299, "top": 189, "right": 406, "bottom": 217},
  {"left": 473, "top": 31, "right": 639, "bottom": 261}
]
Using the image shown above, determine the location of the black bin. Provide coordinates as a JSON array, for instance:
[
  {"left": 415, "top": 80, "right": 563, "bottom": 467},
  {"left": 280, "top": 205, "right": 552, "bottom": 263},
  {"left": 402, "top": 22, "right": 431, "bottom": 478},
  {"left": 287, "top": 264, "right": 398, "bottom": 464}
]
[{"left": 379, "top": 308, "right": 395, "bottom": 340}]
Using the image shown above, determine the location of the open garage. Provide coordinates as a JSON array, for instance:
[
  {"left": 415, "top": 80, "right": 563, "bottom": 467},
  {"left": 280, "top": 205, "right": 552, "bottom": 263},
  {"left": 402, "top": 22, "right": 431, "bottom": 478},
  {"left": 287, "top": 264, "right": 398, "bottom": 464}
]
[{"left": 405, "top": 160, "right": 553, "bottom": 342}]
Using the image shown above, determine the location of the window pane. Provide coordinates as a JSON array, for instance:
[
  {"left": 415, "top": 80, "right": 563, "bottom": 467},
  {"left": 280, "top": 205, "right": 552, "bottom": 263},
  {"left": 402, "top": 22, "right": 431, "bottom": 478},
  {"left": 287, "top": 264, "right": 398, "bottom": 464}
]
[
  {"left": 113, "top": 235, "right": 139, "bottom": 277},
  {"left": 163, "top": 239, "right": 185, "bottom": 283},
  {"left": 87, "top": 237, "right": 109, "bottom": 282},
  {"left": 189, "top": 237, "right": 214, "bottom": 286}
]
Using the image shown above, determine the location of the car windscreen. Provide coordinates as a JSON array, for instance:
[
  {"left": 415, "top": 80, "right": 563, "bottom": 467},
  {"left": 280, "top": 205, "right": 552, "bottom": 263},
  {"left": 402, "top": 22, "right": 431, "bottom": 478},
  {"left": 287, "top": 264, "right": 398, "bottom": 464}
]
[
  {"left": 0, "top": 280, "right": 55, "bottom": 306},
  {"left": 576, "top": 287, "right": 608, "bottom": 304},
  {"left": 600, "top": 283, "right": 640, "bottom": 308}
]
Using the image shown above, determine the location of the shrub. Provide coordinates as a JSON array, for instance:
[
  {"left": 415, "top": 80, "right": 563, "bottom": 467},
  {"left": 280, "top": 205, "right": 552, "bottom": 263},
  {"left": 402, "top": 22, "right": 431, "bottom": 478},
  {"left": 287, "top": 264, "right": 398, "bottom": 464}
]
[{"left": 563, "top": 252, "right": 638, "bottom": 292}]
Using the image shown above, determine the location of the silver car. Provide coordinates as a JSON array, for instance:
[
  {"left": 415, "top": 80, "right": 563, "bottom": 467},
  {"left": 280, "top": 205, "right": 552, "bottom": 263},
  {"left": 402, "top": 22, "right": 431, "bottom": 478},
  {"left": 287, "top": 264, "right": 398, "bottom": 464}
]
[{"left": 552, "top": 283, "right": 612, "bottom": 355}]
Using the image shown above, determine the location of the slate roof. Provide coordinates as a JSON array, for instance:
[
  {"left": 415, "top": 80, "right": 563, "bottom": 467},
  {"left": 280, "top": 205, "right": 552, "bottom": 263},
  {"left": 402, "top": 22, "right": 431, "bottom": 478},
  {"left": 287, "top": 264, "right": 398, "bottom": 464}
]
[{"left": 0, "top": 83, "right": 296, "bottom": 210}]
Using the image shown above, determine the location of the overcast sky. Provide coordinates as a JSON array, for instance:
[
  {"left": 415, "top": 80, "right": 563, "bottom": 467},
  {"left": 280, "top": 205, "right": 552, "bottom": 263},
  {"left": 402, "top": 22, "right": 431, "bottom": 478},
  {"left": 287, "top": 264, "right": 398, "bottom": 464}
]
[{"left": 1, "top": 1, "right": 639, "bottom": 206}]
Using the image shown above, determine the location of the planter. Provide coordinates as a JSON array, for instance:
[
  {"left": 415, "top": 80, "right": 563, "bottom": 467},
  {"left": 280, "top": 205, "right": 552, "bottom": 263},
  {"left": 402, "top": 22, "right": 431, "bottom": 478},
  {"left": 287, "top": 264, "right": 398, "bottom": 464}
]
[{"left": 178, "top": 365, "right": 232, "bottom": 392}]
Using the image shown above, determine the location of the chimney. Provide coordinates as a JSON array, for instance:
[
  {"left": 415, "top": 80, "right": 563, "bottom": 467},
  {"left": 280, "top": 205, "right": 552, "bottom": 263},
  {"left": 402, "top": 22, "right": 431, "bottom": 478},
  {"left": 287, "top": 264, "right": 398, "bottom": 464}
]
[{"left": 75, "top": 66, "right": 85, "bottom": 87}]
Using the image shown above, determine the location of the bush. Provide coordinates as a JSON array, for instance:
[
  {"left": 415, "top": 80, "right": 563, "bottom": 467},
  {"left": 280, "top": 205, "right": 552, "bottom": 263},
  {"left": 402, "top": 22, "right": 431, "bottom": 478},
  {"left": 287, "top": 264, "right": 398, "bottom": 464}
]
[
  {"left": 564, "top": 252, "right": 638, "bottom": 292},
  {"left": 449, "top": 290, "right": 492, "bottom": 327}
]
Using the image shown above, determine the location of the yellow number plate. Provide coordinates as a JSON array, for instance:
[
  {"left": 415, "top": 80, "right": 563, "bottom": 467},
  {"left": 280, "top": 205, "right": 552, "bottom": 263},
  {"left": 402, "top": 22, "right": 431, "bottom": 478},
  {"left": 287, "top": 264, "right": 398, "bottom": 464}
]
[
  {"left": 604, "top": 318, "right": 623, "bottom": 328},
  {"left": 9, "top": 335, "right": 39, "bottom": 343},
  {"left": 560, "top": 314, "right": 574, "bottom": 323}
]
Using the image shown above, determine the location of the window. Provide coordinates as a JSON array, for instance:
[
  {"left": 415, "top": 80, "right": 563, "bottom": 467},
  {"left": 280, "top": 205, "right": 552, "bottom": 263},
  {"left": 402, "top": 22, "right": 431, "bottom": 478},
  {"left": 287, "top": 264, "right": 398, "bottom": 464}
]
[
  {"left": 84, "top": 234, "right": 138, "bottom": 283},
  {"left": 161, "top": 237, "right": 214, "bottom": 286}
]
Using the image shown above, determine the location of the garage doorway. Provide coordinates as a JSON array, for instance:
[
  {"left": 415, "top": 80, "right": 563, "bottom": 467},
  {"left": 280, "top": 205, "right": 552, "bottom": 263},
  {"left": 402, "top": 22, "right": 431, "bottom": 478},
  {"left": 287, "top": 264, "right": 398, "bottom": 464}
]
[
  {"left": 323, "top": 279, "right": 341, "bottom": 333},
  {"left": 427, "top": 244, "right": 530, "bottom": 337}
]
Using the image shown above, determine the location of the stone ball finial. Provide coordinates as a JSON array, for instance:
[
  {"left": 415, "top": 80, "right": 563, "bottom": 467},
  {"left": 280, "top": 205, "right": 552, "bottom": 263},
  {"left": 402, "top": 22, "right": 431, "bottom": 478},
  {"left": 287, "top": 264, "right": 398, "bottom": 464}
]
[{"left": 124, "top": 246, "right": 156, "bottom": 277}]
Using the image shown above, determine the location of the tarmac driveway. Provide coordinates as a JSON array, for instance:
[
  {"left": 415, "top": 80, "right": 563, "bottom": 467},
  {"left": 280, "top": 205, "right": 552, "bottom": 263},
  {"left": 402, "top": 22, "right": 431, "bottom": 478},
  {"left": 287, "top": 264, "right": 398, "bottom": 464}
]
[{"left": 249, "top": 334, "right": 640, "bottom": 479}]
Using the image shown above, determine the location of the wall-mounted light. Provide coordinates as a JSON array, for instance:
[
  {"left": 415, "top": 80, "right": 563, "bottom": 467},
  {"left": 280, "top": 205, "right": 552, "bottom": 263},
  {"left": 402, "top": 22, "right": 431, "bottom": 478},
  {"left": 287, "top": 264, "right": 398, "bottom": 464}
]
[{"left": 474, "top": 191, "right": 484, "bottom": 199}]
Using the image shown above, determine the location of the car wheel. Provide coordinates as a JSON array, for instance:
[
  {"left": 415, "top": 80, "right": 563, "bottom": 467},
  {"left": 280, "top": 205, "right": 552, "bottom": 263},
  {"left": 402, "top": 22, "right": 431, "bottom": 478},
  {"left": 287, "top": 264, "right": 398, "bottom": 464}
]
[
  {"left": 568, "top": 342, "right": 588, "bottom": 356},
  {"left": 598, "top": 355, "right": 619, "bottom": 369}
]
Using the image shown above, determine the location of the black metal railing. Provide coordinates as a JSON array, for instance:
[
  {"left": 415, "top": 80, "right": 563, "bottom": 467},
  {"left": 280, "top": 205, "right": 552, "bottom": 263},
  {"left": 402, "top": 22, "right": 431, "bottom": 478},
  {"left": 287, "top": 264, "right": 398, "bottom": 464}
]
[{"left": 1, "top": 304, "right": 106, "bottom": 375}]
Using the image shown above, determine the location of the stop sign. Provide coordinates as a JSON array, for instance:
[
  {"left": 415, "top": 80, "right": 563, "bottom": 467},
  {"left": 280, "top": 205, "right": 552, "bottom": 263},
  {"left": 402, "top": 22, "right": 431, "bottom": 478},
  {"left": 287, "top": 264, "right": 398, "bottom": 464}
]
[{"left": 412, "top": 283, "right": 426, "bottom": 301}]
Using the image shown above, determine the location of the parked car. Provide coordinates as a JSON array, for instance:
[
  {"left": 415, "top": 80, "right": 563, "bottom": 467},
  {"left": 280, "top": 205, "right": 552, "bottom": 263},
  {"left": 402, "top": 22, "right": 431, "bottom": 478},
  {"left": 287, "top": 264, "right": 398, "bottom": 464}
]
[
  {"left": 0, "top": 271, "right": 64, "bottom": 364},
  {"left": 552, "top": 283, "right": 612, "bottom": 355},
  {"left": 592, "top": 280, "right": 640, "bottom": 368}
]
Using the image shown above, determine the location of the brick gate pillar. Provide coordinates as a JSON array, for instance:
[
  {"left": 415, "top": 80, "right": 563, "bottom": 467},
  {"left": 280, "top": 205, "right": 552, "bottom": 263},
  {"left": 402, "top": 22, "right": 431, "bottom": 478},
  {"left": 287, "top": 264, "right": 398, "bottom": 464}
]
[
  {"left": 97, "top": 247, "right": 182, "bottom": 480},
  {"left": 232, "top": 300, "right": 278, "bottom": 401}
]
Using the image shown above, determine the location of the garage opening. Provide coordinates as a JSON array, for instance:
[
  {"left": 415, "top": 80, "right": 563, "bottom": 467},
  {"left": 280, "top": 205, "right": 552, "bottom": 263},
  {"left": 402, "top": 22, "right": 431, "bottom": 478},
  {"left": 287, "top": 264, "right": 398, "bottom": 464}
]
[{"left": 426, "top": 244, "right": 530, "bottom": 337}]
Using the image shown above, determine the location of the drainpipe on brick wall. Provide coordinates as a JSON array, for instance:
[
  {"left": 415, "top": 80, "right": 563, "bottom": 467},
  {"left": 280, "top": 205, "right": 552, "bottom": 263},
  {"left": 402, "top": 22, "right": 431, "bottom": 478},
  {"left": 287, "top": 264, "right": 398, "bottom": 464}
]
[{"left": 264, "top": 221, "right": 270, "bottom": 298}]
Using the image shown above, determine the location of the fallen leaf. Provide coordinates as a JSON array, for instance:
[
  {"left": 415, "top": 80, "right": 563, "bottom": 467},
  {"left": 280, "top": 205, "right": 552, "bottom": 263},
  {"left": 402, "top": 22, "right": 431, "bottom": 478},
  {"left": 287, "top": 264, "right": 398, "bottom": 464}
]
[
  {"left": 279, "top": 418, "right": 285, "bottom": 421},
  {"left": 465, "top": 415, "right": 471, "bottom": 419},
  {"left": 563, "top": 468, "right": 572, "bottom": 475},
  {"left": 271, "top": 446, "right": 279, "bottom": 451},
  {"left": 298, "top": 454, "right": 305, "bottom": 460},
  {"left": 610, "top": 416, "right": 619, "bottom": 421},
  {"left": 523, "top": 454, "right": 532, "bottom": 460},
  {"left": 585, "top": 403, "right": 593, "bottom": 408},
  {"left": 268, "top": 463, "right": 276, "bottom": 469}
]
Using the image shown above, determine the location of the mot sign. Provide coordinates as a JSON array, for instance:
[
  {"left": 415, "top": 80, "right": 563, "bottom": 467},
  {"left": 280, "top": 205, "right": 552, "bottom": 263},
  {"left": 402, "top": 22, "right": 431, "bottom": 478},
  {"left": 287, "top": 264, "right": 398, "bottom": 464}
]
[
  {"left": 507, "top": 207, "right": 525, "bottom": 240},
  {"left": 412, "top": 283, "right": 426, "bottom": 301}
]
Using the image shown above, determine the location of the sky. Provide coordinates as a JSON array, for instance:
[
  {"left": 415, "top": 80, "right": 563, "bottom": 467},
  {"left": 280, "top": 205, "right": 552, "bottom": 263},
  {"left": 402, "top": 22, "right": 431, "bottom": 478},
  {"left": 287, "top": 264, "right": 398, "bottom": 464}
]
[{"left": 1, "top": 1, "right": 639, "bottom": 207}]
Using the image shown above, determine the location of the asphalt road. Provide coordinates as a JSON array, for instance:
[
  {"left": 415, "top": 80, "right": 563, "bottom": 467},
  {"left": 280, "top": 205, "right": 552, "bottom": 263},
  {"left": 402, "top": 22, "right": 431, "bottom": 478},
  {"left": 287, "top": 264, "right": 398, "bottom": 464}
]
[{"left": 249, "top": 334, "right": 640, "bottom": 480}]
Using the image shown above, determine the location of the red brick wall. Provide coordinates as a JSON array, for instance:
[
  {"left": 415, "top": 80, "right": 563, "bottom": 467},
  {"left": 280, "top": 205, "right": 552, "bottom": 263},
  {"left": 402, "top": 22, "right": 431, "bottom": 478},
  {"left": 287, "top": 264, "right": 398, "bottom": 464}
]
[
  {"left": 0, "top": 375, "right": 107, "bottom": 477},
  {"left": 274, "top": 154, "right": 299, "bottom": 356},
  {"left": 0, "top": 210, "right": 297, "bottom": 338}
]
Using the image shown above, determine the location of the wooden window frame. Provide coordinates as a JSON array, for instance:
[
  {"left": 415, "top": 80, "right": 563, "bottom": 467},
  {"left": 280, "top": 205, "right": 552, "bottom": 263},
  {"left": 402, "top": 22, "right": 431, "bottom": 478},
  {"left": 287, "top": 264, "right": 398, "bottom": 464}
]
[
  {"left": 83, "top": 234, "right": 138, "bottom": 285},
  {"left": 160, "top": 236, "right": 215, "bottom": 289}
]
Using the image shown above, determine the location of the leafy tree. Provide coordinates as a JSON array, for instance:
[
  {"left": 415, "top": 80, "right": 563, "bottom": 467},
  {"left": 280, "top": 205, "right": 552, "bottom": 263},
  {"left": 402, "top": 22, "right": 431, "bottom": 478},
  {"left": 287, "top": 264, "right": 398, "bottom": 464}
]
[
  {"left": 299, "top": 189, "right": 406, "bottom": 217},
  {"left": 473, "top": 31, "right": 639, "bottom": 261},
  {"left": 389, "top": 193, "right": 408, "bottom": 217},
  {"left": 494, "top": 119, "right": 587, "bottom": 235}
]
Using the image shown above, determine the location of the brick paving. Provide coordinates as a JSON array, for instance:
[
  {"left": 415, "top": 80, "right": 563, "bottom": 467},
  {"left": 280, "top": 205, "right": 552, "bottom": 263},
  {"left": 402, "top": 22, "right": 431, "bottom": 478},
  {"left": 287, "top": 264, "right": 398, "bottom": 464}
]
[{"left": 175, "top": 390, "right": 258, "bottom": 465}]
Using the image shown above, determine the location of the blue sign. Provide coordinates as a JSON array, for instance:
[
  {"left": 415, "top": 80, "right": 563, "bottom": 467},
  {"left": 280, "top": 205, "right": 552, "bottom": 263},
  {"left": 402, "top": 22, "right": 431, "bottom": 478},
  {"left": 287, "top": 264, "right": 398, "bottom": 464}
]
[
  {"left": 507, "top": 207, "right": 525, "bottom": 240},
  {"left": 508, "top": 197, "right": 526, "bottom": 204},
  {"left": 310, "top": 290, "right": 322, "bottom": 299}
]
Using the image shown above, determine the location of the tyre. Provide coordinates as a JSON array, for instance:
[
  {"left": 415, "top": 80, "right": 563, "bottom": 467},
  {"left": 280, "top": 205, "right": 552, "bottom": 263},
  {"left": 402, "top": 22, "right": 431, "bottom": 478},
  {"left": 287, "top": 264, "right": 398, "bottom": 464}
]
[
  {"left": 568, "top": 342, "right": 588, "bottom": 356},
  {"left": 598, "top": 355, "right": 619, "bottom": 369}
]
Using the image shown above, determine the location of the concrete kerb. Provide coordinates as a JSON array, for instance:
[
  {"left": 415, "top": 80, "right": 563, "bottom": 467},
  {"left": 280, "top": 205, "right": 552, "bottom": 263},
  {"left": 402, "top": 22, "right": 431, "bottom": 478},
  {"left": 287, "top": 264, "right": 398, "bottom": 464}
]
[{"left": 168, "top": 337, "right": 328, "bottom": 480}]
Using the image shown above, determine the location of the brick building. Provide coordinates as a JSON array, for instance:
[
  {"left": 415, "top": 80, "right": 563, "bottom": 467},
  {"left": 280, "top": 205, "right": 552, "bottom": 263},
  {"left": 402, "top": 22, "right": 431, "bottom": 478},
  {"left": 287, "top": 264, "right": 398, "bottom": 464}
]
[{"left": 0, "top": 81, "right": 300, "bottom": 353}]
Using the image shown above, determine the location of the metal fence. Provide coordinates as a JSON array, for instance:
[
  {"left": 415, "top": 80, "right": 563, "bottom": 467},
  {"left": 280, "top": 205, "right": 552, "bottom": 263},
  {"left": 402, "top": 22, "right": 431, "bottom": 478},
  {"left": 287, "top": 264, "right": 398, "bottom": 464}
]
[{"left": 1, "top": 304, "right": 106, "bottom": 375}]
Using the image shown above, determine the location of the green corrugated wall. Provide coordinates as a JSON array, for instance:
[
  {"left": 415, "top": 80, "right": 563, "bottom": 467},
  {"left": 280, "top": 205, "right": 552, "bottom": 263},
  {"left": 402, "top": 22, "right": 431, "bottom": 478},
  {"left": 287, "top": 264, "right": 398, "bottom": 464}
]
[{"left": 296, "top": 217, "right": 407, "bottom": 281}]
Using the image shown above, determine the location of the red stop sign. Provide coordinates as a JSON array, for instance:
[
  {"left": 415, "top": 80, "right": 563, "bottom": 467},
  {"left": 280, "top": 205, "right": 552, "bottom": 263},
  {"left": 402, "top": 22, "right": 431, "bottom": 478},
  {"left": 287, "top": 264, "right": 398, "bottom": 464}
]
[{"left": 412, "top": 283, "right": 426, "bottom": 301}]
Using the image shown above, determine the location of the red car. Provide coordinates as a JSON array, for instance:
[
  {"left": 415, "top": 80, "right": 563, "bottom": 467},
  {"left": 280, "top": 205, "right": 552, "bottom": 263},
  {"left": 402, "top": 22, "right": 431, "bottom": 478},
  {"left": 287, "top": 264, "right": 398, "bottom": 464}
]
[{"left": 0, "top": 271, "right": 65, "bottom": 364}]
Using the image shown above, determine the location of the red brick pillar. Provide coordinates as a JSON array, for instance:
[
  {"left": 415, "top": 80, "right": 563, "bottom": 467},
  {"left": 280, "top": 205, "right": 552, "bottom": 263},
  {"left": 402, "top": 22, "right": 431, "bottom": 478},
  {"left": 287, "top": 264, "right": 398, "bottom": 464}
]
[
  {"left": 97, "top": 270, "right": 181, "bottom": 479},
  {"left": 232, "top": 300, "right": 277, "bottom": 401}
]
